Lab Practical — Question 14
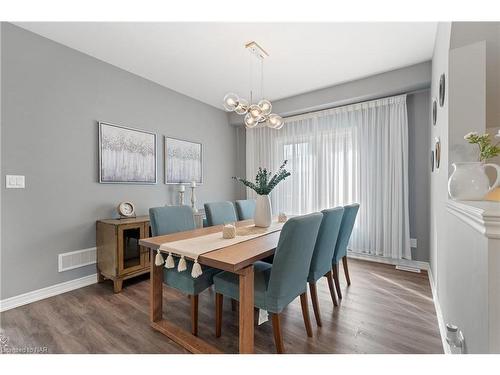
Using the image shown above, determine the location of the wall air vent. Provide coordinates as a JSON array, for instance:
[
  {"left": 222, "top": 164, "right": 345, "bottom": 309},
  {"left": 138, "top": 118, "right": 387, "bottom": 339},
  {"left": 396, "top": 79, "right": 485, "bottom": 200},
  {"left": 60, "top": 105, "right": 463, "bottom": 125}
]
[{"left": 58, "top": 247, "right": 97, "bottom": 272}]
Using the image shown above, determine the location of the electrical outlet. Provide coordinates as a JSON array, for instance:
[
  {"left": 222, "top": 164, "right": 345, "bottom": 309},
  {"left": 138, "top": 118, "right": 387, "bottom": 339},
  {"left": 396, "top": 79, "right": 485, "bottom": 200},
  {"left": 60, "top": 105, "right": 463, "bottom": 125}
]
[
  {"left": 410, "top": 238, "right": 417, "bottom": 248},
  {"left": 6, "top": 175, "right": 25, "bottom": 189}
]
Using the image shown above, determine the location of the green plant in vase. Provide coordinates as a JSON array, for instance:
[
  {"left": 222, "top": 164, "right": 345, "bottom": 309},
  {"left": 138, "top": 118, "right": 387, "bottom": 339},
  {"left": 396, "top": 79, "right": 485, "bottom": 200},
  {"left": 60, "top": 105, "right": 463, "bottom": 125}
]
[
  {"left": 233, "top": 160, "right": 291, "bottom": 227},
  {"left": 464, "top": 132, "right": 500, "bottom": 162}
]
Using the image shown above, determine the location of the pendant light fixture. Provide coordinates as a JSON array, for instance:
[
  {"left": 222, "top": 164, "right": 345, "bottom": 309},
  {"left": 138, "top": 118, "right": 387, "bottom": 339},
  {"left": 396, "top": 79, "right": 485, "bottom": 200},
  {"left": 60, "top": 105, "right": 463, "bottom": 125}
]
[{"left": 223, "top": 41, "right": 284, "bottom": 130}]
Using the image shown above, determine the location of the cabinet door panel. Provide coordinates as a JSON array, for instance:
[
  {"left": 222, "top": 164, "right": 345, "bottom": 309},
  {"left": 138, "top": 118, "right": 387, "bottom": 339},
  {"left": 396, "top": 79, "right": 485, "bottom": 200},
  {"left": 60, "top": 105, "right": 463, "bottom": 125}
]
[{"left": 118, "top": 223, "right": 146, "bottom": 275}]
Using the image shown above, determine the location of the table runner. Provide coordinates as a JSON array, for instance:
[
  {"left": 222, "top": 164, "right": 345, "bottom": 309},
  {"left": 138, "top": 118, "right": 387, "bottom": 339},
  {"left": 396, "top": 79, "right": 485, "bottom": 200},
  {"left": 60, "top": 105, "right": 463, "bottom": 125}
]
[{"left": 155, "top": 221, "right": 284, "bottom": 278}]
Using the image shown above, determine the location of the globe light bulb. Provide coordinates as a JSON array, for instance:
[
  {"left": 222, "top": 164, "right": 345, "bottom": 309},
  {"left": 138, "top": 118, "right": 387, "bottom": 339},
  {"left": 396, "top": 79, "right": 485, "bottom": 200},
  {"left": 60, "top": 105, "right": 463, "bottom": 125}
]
[
  {"left": 249, "top": 104, "right": 263, "bottom": 119},
  {"left": 258, "top": 99, "right": 272, "bottom": 115},
  {"left": 223, "top": 93, "right": 239, "bottom": 111},
  {"left": 267, "top": 114, "right": 284, "bottom": 129},
  {"left": 234, "top": 98, "right": 249, "bottom": 115},
  {"left": 258, "top": 115, "right": 268, "bottom": 123},
  {"left": 274, "top": 118, "right": 284, "bottom": 130},
  {"left": 244, "top": 113, "right": 258, "bottom": 128}
]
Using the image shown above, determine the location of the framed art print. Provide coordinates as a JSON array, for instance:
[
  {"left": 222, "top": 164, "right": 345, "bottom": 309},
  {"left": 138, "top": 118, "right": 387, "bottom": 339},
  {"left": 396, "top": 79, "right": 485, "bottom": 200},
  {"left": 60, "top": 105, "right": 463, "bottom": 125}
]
[
  {"left": 164, "top": 136, "right": 203, "bottom": 184},
  {"left": 98, "top": 122, "right": 157, "bottom": 184}
]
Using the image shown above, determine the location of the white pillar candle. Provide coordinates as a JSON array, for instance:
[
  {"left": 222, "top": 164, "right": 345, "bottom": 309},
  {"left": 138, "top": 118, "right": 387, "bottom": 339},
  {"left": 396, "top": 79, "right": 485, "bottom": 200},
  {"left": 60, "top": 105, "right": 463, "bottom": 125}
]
[
  {"left": 179, "top": 185, "right": 185, "bottom": 192},
  {"left": 191, "top": 181, "right": 197, "bottom": 188}
]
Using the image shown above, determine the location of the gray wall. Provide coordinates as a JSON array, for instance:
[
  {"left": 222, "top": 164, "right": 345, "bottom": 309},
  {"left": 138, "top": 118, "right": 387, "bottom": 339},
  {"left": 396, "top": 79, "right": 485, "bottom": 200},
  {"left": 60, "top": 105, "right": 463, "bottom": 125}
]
[
  {"left": 234, "top": 64, "right": 432, "bottom": 262},
  {"left": 407, "top": 90, "right": 431, "bottom": 262},
  {"left": 451, "top": 22, "right": 500, "bottom": 128},
  {"left": 1, "top": 23, "right": 238, "bottom": 299}
]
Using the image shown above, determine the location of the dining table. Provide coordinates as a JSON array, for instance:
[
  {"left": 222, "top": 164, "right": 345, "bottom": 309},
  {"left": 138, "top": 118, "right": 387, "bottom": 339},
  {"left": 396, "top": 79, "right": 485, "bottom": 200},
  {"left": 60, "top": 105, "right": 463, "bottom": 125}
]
[{"left": 139, "top": 219, "right": 282, "bottom": 354}]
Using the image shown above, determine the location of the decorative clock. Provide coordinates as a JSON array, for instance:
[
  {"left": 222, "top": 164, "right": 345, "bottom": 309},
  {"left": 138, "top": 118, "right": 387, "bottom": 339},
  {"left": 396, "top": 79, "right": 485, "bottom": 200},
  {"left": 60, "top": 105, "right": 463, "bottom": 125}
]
[{"left": 117, "top": 201, "right": 136, "bottom": 219}]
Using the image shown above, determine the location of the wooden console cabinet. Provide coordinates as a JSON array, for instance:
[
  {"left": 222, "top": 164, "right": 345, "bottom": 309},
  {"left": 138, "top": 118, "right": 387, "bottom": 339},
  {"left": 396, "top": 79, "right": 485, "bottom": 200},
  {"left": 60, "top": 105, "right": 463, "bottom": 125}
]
[{"left": 96, "top": 216, "right": 152, "bottom": 293}]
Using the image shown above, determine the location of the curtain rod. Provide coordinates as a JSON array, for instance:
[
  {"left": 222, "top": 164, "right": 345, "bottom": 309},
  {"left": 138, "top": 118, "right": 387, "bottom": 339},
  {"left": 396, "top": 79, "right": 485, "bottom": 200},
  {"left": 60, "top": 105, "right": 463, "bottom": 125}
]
[{"left": 281, "top": 87, "right": 429, "bottom": 120}]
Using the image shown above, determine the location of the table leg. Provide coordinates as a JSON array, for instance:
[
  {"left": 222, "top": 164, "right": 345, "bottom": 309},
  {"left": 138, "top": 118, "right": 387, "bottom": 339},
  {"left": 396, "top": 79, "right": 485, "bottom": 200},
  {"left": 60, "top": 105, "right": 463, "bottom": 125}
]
[
  {"left": 150, "top": 249, "right": 163, "bottom": 323},
  {"left": 238, "top": 265, "right": 254, "bottom": 354}
]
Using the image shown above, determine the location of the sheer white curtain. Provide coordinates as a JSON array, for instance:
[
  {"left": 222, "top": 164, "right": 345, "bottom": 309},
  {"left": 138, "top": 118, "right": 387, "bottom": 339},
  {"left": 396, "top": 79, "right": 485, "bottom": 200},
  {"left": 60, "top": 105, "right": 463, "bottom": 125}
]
[{"left": 246, "top": 94, "right": 411, "bottom": 260}]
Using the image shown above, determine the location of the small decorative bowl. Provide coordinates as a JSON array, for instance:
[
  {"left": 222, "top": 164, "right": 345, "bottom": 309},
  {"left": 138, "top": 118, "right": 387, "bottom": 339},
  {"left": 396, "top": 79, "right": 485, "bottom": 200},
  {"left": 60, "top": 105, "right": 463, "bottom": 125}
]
[{"left": 278, "top": 213, "right": 288, "bottom": 223}]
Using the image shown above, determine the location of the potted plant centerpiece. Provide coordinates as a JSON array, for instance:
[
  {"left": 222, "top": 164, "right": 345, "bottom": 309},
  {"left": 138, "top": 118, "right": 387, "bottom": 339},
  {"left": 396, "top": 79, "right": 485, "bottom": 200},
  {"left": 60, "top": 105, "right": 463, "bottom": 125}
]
[
  {"left": 448, "top": 131, "right": 500, "bottom": 200},
  {"left": 233, "top": 160, "right": 291, "bottom": 227}
]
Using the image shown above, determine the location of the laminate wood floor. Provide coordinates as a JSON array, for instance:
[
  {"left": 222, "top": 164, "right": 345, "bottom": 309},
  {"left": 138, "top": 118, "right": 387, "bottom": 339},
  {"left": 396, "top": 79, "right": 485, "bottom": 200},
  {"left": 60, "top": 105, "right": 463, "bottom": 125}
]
[{"left": 0, "top": 259, "right": 443, "bottom": 354}]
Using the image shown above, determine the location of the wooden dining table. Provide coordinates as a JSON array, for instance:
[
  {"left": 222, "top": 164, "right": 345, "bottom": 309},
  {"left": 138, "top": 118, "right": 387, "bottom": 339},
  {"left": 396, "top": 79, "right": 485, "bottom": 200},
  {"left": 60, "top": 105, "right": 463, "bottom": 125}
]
[{"left": 139, "top": 219, "right": 281, "bottom": 354}]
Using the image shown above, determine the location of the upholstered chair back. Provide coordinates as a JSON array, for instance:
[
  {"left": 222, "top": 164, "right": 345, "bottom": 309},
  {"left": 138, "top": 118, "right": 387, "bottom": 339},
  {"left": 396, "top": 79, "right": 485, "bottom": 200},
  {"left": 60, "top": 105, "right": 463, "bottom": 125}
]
[
  {"left": 333, "top": 203, "right": 360, "bottom": 264},
  {"left": 308, "top": 207, "right": 344, "bottom": 282},
  {"left": 204, "top": 201, "right": 238, "bottom": 226},
  {"left": 266, "top": 213, "right": 323, "bottom": 309},
  {"left": 235, "top": 199, "right": 256, "bottom": 221},
  {"left": 149, "top": 205, "right": 195, "bottom": 236}
]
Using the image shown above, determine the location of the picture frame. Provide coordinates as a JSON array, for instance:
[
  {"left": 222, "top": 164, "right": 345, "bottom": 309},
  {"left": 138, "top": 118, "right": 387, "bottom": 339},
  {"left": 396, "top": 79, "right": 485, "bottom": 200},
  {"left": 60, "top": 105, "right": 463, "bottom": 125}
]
[
  {"left": 164, "top": 136, "right": 203, "bottom": 184},
  {"left": 98, "top": 121, "right": 157, "bottom": 184},
  {"left": 439, "top": 74, "right": 446, "bottom": 107},
  {"left": 434, "top": 137, "right": 441, "bottom": 170},
  {"left": 432, "top": 98, "right": 437, "bottom": 126}
]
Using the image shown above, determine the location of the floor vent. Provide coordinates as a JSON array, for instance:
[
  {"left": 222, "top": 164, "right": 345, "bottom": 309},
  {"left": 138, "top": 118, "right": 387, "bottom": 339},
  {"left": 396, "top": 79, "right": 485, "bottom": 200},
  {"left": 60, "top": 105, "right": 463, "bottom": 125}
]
[
  {"left": 395, "top": 265, "right": 421, "bottom": 273},
  {"left": 58, "top": 247, "right": 97, "bottom": 272}
]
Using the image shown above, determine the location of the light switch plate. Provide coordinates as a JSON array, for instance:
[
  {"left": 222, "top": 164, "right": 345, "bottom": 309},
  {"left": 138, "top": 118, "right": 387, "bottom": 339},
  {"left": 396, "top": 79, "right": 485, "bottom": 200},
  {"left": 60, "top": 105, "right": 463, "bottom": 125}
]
[
  {"left": 410, "top": 238, "right": 417, "bottom": 248},
  {"left": 6, "top": 175, "right": 25, "bottom": 189}
]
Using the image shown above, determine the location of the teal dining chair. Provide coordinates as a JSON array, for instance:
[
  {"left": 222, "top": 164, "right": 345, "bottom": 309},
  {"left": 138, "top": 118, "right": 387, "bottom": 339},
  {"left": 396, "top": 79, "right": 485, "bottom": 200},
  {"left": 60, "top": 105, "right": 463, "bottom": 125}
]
[
  {"left": 204, "top": 201, "right": 238, "bottom": 226},
  {"left": 149, "top": 205, "right": 221, "bottom": 336},
  {"left": 332, "top": 203, "right": 360, "bottom": 299},
  {"left": 213, "top": 213, "right": 323, "bottom": 353},
  {"left": 307, "top": 207, "right": 344, "bottom": 326},
  {"left": 234, "top": 199, "right": 256, "bottom": 221}
]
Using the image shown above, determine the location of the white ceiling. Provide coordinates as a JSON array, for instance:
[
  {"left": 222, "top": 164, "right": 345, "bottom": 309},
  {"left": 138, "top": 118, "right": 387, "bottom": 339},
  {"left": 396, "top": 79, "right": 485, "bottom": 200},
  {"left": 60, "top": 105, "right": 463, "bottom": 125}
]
[{"left": 16, "top": 22, "right": 437, "bottom": 109}]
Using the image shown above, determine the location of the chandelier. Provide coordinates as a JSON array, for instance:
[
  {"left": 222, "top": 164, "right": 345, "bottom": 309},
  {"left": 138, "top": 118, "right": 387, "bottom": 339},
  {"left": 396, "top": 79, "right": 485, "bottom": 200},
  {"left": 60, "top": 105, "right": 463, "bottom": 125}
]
[{"left": 223, "top": 41, "right": 284, "bottom": 130}]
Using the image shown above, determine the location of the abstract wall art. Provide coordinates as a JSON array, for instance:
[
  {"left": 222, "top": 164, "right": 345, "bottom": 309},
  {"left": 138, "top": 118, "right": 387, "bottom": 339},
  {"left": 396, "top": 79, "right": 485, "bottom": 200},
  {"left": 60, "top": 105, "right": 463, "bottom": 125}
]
[
  {"left": 164, "top": 136, "right": 202, "bottom": 184},
  {"left": 98, "top": 122, "right": 157, "bottom": 184}
]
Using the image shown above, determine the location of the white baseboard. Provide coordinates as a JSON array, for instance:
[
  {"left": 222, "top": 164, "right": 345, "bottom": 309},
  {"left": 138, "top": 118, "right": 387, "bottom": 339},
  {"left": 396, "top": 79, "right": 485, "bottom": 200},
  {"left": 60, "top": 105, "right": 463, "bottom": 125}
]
[
  {"left": 347, "top": 251, "right": 429, "bottom": 270},
  {"left": 0, "top": 273, "right": 97, "bottom": 312},
  {"left": 427, "top": 267, "right": 450, "bottom": 354},
  {"left": 348, "top": 251, "right": 449, "bottom": 354}
]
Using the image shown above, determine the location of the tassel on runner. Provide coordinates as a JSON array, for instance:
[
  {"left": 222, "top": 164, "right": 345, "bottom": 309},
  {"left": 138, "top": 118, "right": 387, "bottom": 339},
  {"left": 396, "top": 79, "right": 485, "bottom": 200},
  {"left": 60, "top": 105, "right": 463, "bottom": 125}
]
[
  {"left": 178, "top": 255, "right": 187, "bottom": 272},
  {"left": 165, "top": 252, "right": 175, "bottom": 269},
  {"left": 154, "top": 249, "right": 164, "bottom": 266},
  {"left": 191, "top": 259, "right": 203, "bottom": 278}
]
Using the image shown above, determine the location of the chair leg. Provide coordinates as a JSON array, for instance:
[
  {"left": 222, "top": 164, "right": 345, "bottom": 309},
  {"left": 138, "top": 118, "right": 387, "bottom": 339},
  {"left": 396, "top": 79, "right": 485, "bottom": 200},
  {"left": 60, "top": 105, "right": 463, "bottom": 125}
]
[
  {"left": 342, "top": 256, "right": 351, "bottom": 286},
  {"left": 215, "top": 293, "right": 223, "bottom": 337},
  {"left": 190, "top": 295, "right": 199, "bottom": 336},
  {"left": 308, "top": 282, "right": 322, "bottom": 326},
  {"left": 300, "top": 292, "right": 313, "bottom": 337},
  {"left": 325, "top": 271, "right": 338, "bottom": 307},
  {"left": 271, "top": 313, "right": 285, "bottom": 354},
  {"left": 231, "top": 298, "right": 238, "bottom": 312},
  {"left": 332, "top": 264, "right": 342, "bottom": 299}
]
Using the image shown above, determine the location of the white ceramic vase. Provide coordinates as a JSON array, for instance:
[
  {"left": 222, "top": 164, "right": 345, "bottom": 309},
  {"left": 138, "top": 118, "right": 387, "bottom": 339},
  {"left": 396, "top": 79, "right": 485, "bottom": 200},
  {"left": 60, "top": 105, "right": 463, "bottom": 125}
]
[
  {"left": 254, "top": 194, "right": 272, "bottom": 228},
  {"left": 448, "top": 162, "right": 500, "bottom": 200}
]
